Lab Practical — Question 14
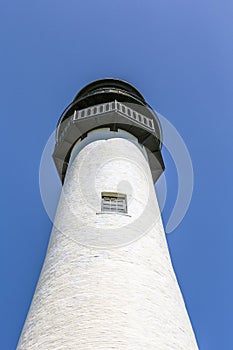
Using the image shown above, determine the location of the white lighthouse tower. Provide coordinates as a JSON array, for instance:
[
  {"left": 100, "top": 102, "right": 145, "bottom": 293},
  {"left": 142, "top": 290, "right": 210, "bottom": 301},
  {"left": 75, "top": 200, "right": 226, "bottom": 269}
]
[{"left": 17, "top": 79, "right": 198, "bottom": 349}]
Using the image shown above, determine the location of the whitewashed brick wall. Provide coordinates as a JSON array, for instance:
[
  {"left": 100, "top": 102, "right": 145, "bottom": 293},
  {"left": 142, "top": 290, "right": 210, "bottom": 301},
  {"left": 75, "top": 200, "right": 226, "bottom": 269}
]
[{"left": 17, "top": 135, "right": 198, "bottom": 349}]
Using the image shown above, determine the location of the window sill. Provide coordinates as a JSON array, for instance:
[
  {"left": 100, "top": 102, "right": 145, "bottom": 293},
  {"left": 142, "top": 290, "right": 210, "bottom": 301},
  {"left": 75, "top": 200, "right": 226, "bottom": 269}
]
[{"left": 96, "top": 212, "right": 131, "bottom": 217}]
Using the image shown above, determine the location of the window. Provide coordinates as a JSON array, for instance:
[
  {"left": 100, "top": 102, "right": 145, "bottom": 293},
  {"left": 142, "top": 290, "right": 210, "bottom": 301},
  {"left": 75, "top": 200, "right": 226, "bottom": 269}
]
[{"left": 101, "top": 192, "right": 127, "bottom": 214}]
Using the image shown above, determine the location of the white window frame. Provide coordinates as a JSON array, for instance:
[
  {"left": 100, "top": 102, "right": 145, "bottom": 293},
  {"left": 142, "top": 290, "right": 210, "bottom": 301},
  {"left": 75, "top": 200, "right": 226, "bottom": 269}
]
[{"left": 101, "top": 192, "right": 127, "bottom": 214}]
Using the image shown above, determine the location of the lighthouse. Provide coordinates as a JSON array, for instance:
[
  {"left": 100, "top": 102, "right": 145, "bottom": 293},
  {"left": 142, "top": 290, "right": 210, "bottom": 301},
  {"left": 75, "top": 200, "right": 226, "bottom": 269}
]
[{"left": 17, "top": 79, "right": 198, "bottom": 349}]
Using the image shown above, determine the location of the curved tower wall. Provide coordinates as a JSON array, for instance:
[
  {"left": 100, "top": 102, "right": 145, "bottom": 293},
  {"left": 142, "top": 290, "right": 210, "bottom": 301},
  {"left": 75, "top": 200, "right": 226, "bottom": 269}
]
[{"left": 17, "top": 130, "right": 198, "bottom": 349}]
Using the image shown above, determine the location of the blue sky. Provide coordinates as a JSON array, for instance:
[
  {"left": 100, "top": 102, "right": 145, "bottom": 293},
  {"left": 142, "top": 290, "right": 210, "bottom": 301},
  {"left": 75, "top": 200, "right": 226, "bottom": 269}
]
[{"left": 1, "top": 1, "right": 232, "bottom": 349}]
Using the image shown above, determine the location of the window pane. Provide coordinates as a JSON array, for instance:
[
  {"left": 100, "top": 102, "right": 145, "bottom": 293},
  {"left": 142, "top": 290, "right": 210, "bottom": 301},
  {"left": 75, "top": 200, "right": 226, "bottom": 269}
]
[{"left": 101, "top": 193, "right": 127, "bottom": 214}]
